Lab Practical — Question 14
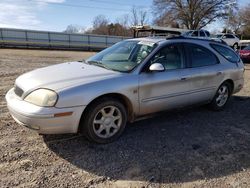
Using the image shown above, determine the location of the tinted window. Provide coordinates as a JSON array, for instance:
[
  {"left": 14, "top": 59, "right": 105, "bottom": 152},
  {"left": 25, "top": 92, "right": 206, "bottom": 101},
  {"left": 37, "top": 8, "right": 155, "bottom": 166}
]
[
  {"left": 191, "top": 31, "right": 199, "bottom": 37},
  {"left": 216, "top": 34, "right": 223, "bottom": 38},
  {"left": 187, "top": 44, "right": 218, "bottom": 67},
  {"left": 200, "top": 31, "right": 205, "bottom": 37},
  {"left": 225, "top": 34, "right": 234, "bottom": 39},
  {"left": 211, "top": 44, "right": 239, "bottom": 63},
  {"left": 150, "top": 44, "right": 184, "bottom": 70}
]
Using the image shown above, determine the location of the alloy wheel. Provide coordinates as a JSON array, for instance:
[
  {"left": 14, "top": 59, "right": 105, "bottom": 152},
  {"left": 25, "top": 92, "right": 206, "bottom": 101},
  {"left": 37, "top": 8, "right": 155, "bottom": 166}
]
[{"left": 92, "top": 105, "right": 122, "bottom": 138}]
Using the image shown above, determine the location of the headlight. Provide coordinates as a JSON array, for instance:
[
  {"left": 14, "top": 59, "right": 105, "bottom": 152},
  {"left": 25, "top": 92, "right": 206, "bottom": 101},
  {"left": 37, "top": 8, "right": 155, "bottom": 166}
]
[{"left": 24, "top": 89, "right": 58, "bottom": 107}]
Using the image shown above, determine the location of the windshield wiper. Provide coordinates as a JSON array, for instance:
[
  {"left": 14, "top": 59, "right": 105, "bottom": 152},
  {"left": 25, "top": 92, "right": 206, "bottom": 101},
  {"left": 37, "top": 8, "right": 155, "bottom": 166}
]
[{"left": 87, "top": 60, "right": 115, "bottom": 71}]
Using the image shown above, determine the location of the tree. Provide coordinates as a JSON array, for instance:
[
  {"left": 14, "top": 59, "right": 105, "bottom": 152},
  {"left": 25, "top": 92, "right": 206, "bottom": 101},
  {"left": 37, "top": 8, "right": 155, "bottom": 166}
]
[
  {"left": 85, "top": 14, "right": 133, "bottom": 37},
  {"left": 64, "top": 24, "right": 85, "bottom": 33},
  {"left": 222, "top": 3, "right": 250, "bottom": 38},
  {"left": 130, "top": 6, "right": 148, "bottom": 26},
  {"left": 91, "top": 15, "right": 109, "bottom": 35},
  {"left": 153, "top": 0, "right": 234, "bottom": 29},
  {"left": 240, "top": 4, "right": 250, "bottom": 38}
]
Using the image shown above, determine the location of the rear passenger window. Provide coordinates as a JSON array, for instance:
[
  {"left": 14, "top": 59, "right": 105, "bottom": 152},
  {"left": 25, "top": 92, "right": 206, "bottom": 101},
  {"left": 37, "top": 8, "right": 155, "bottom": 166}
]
[
  {"left": 225, "top": 34, "right": 234, "bottom": 39},
  {"left": 187, "top": 44, "right": 218, "bottom": 67},
  {"left": 210, "top": 44, "right": 239, "bottom": 63}
]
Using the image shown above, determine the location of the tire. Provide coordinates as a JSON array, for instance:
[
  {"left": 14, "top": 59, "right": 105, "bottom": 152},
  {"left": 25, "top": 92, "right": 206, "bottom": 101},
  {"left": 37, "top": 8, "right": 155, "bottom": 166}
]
[
  {"left": 80, "top": 98, "right": 127, "bottom": 144},
  {"left": 233, "top": 43, "right": 238, "bottom": 51},
  {"left": 209, "top": 82, "right": 232, "bottom": 111}
]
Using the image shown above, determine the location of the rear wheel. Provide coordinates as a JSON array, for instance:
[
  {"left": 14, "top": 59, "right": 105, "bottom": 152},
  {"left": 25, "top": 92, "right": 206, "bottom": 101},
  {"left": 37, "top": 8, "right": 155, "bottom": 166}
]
[
  {"left": 209, "top": 82, "right": 232, "bottom": 111},
  {"left": 80, "top": 98, "right": 127, "bottom": 144}
]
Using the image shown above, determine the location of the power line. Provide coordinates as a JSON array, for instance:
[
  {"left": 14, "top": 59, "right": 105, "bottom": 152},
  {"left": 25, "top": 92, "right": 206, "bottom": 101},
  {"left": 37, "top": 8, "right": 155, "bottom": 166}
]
[
  {"left": 87, "top": 0, "right": 149, "bottom": 8},
  {"left": 29, "top": 0, "right": 132, "bottom": 12}
]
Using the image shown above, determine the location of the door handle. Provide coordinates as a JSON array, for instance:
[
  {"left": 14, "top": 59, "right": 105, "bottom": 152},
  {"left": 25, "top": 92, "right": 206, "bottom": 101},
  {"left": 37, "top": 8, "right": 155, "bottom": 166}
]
[
  {"left": 181, "top": 77, "right": 188, "bottom": 81},
  {"left": 216, "top": 71, "right": 223, "bottom": 75}
]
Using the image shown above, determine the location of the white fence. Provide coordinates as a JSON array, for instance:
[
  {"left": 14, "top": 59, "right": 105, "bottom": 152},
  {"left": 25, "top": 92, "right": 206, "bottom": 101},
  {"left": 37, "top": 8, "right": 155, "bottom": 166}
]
[{"left": 0, "top": 28, "right": 130, "bottom": 50}]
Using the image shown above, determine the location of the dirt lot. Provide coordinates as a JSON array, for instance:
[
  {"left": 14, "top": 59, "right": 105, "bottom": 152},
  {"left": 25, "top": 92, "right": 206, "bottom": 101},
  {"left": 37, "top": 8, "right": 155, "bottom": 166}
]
[{"left": 1, "top": 49, "right": 250, "bottom": 188}]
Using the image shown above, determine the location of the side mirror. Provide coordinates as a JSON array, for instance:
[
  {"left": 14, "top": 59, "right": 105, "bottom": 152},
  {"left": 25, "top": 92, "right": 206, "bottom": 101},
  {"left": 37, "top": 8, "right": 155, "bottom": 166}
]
[{"left": 149, "top": 63, "right": 165, "bottom": 72}]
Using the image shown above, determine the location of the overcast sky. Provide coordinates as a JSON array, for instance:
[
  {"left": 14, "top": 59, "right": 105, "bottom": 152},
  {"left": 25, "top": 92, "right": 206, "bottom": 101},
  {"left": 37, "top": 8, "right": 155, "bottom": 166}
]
[{"left": 0, "top": 0, "right": 249, "bottom": 32}]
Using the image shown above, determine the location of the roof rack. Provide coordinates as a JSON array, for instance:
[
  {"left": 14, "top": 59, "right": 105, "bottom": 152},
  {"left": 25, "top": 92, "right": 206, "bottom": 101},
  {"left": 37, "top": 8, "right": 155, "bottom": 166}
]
[{"left": 166, "top": 35, "right": 227, "bottom": 45}]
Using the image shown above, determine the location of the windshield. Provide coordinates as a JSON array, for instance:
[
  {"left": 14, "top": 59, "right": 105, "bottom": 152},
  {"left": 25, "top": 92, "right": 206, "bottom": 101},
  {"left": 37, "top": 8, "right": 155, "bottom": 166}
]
[
  {"left": 216, "top": 34, "right": 223, "bottom": 38},
  {"left": 86, "top": 40, "right": 157, "bottom": 72},
  {"left": 244, "top": 45, "right": 250, "bottom": 50}
]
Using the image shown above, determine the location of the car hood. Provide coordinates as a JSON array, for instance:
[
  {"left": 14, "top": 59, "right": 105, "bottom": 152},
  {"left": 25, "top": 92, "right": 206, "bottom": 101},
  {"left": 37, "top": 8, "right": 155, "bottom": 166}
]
[{"left": 15, "top": 61, "right": 121, "bottom": 92}]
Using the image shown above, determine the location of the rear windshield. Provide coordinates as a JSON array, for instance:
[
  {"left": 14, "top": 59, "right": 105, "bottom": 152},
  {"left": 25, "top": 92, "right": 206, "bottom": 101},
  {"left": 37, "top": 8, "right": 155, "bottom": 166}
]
[{"left": 244, "top": 45, "right": 250, "bottom": 50}]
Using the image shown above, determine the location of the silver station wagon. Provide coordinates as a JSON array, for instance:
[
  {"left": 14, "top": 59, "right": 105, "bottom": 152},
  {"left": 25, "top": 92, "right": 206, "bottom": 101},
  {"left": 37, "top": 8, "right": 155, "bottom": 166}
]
[{"left": 6, "top": 36, "right": 244, "bottom": 143}]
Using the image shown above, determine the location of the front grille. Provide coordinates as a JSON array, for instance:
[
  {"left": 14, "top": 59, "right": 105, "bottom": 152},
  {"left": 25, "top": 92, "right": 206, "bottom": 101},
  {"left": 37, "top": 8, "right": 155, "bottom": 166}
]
[{"left": 14, "top": 85, "right": 24, "bottom": 97}]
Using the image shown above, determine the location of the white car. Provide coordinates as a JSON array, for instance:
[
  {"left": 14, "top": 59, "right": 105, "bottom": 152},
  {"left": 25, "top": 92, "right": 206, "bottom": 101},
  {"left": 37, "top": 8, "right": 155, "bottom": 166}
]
[
  {"left": 215, "top": 34, "right": 240, "bottom": 50},
  {"left": 182, "top": 30, "right": 210, "bottom": 38}
]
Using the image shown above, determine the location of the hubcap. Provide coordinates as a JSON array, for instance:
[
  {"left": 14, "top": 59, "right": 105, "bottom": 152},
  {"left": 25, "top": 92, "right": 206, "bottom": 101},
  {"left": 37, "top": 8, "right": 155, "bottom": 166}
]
[
  {"left": 93, "top": 106, "right": 122, "bottom": 138},
  {"left": 216, "top": 85, "right": 229, "bottom": 107}
]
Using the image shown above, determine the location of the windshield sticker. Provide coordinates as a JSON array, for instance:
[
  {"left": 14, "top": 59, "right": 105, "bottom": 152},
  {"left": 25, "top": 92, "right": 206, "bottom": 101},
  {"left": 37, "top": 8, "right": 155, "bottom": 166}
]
[{"left": 138, "top": 41, "right": 155, "bottom": 47}]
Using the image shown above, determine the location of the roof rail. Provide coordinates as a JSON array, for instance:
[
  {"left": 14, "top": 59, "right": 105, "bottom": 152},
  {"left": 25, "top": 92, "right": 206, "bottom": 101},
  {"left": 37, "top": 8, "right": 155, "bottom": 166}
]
[{"left": 166, "top": 35, "right": 227, "bottom": 45}]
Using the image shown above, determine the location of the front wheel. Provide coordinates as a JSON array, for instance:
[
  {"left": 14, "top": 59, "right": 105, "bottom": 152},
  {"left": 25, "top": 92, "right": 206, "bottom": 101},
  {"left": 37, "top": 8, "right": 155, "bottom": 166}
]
[
  {"left": 209, "top": 82, "right": 232, "bottom": 111},
  {"left": 80, "top": 98, "right": 127, "bottom": 144}
]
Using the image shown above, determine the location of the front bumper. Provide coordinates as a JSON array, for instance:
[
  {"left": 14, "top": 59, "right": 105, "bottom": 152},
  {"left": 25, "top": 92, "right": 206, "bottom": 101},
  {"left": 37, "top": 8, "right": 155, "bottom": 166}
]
[{"left": 5, "top": 88, "right": 86, "bottom": 134}]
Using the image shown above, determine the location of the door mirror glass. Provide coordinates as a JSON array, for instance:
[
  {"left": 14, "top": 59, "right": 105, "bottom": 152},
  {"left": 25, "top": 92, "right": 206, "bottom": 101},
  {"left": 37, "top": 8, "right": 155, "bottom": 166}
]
[{"left": 149, "top": 63, "right": 165, "bottom": 72}]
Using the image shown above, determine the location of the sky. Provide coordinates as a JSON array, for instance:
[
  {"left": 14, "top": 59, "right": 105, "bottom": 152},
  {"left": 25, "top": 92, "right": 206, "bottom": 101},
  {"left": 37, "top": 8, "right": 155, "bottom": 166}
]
[{"left": 0, "top": 0, "right": 249, "bottom": 32}]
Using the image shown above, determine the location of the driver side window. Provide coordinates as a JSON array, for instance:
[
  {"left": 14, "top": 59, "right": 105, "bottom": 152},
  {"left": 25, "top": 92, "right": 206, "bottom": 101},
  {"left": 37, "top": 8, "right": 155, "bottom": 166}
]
[{"left": 150, "top": 44, "right": 184, "bottom": 71}]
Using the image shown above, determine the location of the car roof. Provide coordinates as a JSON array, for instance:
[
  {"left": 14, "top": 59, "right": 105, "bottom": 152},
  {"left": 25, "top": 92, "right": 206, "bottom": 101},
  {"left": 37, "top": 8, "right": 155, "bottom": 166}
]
[
  {"left": 127, "top": 36, "right": 226, "bottom": 46},
  {"left": 127, "top": 37, "right": 165, "bottom": 44}
]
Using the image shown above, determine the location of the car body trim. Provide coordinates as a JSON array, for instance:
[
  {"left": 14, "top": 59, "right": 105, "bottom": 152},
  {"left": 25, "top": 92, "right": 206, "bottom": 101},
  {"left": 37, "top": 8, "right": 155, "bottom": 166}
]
[{"left": 142, "top": 86, "right": 216, "bottom": 103}]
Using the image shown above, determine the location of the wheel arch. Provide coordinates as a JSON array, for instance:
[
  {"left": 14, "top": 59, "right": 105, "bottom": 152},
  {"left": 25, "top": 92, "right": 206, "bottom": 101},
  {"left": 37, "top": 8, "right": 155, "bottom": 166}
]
[
  {"left": 78, "top": 93, "right": 134, "bottom": 132},
  {"left": 222, "top": 79, "right": 234, "bottom": 94}
]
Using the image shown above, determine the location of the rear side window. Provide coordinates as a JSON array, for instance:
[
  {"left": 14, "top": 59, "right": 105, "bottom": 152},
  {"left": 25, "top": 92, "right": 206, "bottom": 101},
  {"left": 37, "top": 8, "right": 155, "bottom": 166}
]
[
  {"left": 186, "top": 44, "right": 218, "bottom": 68},
  {"left": 211, "top": 44, "right": 239, "bottom": 63},
  {"left": 225, "top": 34, "right": 234, "bottom": 39}
]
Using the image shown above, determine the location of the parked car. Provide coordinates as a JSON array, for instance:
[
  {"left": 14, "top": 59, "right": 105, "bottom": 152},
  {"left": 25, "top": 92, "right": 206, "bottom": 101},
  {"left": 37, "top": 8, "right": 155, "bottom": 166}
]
[
  {"left": 215, "top": 33, "right": 240, "bottom": 50},
  {"left": 182, "top": 29, "right": 210, "bottom": 38},
  {"left": 239, "top": 45, "right": 250, "bottom": 63},
  {"left": 6, "top": 37, "right": 244, "bottom": 143}
]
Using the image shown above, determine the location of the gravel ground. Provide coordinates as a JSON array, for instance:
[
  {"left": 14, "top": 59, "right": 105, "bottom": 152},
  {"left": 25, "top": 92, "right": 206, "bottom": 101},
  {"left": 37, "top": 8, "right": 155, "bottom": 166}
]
[{"left": 1, "top": 49, "right": 250, "bottom": 188}]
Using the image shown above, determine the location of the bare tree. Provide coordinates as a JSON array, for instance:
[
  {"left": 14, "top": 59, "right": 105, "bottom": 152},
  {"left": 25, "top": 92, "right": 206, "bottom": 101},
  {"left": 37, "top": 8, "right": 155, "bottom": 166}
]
[
  {"left": 86, "top": 14, "right": 133, "bottom": 37},
  {"left": 64, "top": 24, "right": 85, "bottom": 33},
  {"left": 153, "top": 0, "right": 234, "bottom": 29},
  {"left": 222, "top": 4, "right": 250, "bottom": 37},
  {"left": 90, "top": 15, "right": 109, "bottom": 35},
  {"left": 130, "top": 6, "right": 148, "bottom": 26},
  {"left": 239, "top": 4, "right": 250, "bottom": 38},
  {"left": 116, "top": 14, "right": 130, "bottom": 28},
  {"left": 92, "top": 15, "right": 109, "bottom": 29}
]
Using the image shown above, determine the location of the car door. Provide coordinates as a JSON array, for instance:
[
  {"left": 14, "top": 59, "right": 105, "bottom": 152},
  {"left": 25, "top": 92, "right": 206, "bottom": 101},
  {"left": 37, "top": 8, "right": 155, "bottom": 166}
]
[
  {"left": 178, "top": 43, "right": 224, "bottom": 104},
  {"left": 138, "top": 43, "right": 193, "bottom": 115}
]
